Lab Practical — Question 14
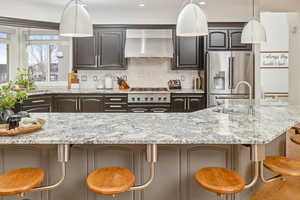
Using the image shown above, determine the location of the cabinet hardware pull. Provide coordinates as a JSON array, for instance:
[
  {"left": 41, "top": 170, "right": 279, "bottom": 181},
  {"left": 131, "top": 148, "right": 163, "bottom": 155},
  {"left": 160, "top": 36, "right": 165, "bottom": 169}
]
[
  {"left": 110, "top": 105, "right": 122, "bottom": 108},
  {"left": 110, "top": 98, "right": 122, "bottom": 101},
  {"left": 187, "top": 99, "right": 190, "bottom": 111},
  {"left": 32, "top": 100, "right": 46, "bottom": 103},
  {"left": 184, "top": 99, "right": 187, "bottom": 110}
]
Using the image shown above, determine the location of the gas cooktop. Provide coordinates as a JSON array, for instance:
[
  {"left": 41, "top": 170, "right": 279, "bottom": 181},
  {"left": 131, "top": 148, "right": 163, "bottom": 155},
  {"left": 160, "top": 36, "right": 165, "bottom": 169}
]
[
  {"left": 128, "top": 88, "right": 170, "bottom": 103},
  {"left": 130, "top": 88, "right": 169, "bottom": 92}
]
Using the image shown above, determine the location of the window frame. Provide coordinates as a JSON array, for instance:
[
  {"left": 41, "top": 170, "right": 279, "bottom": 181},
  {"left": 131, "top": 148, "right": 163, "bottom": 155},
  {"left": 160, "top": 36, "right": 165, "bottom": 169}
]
[
  {"left": 23, "top": 29, "right": 72, "bottom": 87},
  {"left": 0, "top": 30, "right": 12, "bottom": 85}
]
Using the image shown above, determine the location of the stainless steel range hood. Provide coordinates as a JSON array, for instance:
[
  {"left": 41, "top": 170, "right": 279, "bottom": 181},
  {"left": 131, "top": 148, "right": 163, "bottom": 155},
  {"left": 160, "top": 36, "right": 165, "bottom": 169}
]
[{"left": 125, "top": 29, "right": 174, "bottom": 58}]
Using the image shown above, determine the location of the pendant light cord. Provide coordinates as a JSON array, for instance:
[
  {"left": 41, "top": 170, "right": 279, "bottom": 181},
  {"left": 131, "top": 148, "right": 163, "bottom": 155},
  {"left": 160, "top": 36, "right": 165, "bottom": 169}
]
[{"left": 252, "top": 0, "right": 255, "bottom": 18}]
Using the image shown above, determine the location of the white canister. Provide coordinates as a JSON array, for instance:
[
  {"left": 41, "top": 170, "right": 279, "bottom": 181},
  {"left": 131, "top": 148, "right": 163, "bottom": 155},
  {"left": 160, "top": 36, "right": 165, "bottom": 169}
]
[{"left": 104, "top": 77, "right": 113, "bottom": 89}]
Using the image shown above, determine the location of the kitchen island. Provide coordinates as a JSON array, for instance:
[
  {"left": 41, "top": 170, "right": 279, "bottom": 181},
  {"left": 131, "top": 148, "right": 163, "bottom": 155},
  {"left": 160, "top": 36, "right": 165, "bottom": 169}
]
[{"left": 0, "top": 103, "right": 299, "bottom": 200}]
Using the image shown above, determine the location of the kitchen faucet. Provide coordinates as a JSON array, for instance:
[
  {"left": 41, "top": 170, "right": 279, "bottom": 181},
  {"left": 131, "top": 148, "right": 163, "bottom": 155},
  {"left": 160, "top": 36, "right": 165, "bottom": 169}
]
[{"left": 234, "top": 81, "right": 254, "bottom": 115}]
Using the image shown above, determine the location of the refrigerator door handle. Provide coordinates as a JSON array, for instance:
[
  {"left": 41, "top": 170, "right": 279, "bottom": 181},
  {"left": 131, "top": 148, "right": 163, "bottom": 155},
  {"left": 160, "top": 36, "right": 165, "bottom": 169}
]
[
  {"left": 231, "top": 57, "right": 235, "bottom": 89},
  {"left": 228, "top": 57, "right": 232, "bottom": 89}
]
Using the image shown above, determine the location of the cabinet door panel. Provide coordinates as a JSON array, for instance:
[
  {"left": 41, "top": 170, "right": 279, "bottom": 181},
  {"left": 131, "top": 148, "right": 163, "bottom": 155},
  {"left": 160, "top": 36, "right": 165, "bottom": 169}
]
[
  {"left": 172, "top": 97, "right": 186, "bottom": 112},
  {"left": 229, "top": 29, "right": 252, "bottom": 50},
  {"left": 73, "top": 37, "right": 96, "bottom": 67},
  {"left": 80, "top": 97, "right": 103, "bottom": 112},
  {"left": 183, "top": 145, "right": 232, "bottom": 200},
  {"left": 189, "top": 96, "right": 206, "bottom": 112},
  {"left": 142, "top": 146, "right": 181, "bottom": 200},
  {"left": 177, "top": 37, "right": 199, "bottom": 67},
  {"left": 208, "top": 30, "right": 228, "bottom": 50},
  {"left": 54, "top": 97, "right": 78, "bottom": 112},
  {"left": 97, "top": 30, "right": 125, "bottom": 69}
]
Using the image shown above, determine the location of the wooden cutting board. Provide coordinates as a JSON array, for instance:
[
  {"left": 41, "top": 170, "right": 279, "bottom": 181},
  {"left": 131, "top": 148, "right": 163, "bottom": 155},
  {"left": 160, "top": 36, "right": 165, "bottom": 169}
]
[{"left": 0, "top": 119, "right": 46, "bottom": 136}]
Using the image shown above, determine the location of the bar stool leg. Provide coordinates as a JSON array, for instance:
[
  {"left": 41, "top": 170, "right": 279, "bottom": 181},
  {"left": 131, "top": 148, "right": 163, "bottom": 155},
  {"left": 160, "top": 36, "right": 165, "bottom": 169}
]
[{"left": 217, "top": 194, "right": 223, "bottom": 200}]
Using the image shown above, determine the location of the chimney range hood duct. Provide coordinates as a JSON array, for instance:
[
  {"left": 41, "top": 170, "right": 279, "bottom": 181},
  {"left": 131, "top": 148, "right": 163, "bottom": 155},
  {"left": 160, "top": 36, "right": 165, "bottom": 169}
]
[{"left": 125, "top": 29, "right": 174, "bottom": 58}]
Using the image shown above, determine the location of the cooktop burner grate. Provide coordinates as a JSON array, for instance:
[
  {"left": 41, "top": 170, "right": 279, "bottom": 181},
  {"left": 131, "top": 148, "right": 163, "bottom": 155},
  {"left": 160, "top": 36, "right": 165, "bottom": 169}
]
[{"left": 130, "top": 88, "right": 169, "bottom": 92}]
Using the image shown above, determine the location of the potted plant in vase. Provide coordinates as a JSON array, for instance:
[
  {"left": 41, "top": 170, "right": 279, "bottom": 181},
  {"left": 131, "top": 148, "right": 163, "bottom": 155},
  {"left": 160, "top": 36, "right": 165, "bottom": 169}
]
[
  {"left": 0, "top": 81, "right": 28, "bottom": 124},
  {"left": 15, "top": 67, "right": 36, "bottom": 92}
]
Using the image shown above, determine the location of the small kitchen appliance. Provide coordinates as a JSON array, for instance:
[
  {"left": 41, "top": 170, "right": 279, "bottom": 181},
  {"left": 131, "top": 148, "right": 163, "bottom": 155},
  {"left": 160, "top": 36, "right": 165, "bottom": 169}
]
[{"left": 168, "top": 80, "right": 182, "bottom": 90}]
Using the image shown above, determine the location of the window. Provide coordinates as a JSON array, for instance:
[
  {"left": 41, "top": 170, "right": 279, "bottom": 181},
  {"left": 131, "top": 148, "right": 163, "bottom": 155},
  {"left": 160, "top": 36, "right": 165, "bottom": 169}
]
[
  {"left": 26, "top": 33, "right": 70, "bottom": 83},
  {"left": 0, "top": 32, "right": 9, "bottom": 84}
]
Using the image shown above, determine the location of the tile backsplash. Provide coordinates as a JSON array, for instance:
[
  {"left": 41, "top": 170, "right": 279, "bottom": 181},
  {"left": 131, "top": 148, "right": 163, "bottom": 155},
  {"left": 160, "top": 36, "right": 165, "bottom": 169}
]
[{"left": 78, "top": 58, "right": 203, "bottom": 89}]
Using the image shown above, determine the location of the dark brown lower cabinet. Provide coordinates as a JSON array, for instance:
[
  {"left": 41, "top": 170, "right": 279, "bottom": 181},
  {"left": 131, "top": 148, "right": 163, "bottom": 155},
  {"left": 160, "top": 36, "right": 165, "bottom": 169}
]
[
  {"left": 53, "top": 96, "right": 78, "bottom": 112},
  {"left": 172, "top": 94, "right": 206, "bottom": 112},
  {"left": 22, "top": 106, "right": 51, "bottom": 113},
  {"left": 80, "top": 96, "right": 104, "bottom": 112},
  {"left": 23, "top": 93, "right": 206, "bottom": 113},
  {"left": 21, "top": 95, "right": 52, "bottom": 113}
]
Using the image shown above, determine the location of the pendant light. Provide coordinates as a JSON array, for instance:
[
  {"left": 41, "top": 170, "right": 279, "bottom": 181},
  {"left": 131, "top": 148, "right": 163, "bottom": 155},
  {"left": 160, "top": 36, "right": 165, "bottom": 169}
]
[
  {"left": 241, "top": 0, "right": 266, "bottom": 44},
  {"left": 176, "top": 0, "right": 208, "bottom": 37},
  {"left": 60, "top": 0, "right": 93, "bottom": 37}
]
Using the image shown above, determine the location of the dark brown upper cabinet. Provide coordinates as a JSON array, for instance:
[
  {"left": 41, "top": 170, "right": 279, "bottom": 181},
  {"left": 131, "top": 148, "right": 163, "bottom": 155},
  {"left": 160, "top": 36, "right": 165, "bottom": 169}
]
[
  {"left": 173, "top": 31, "right": 205, "bottom": 70},
  {"left": 228, "top": 29, "right": 252, "bottom": 50},
  {"left": 96, "top": 29, "right": 127, "bottom": 69},
  {"left": 73, "top": 28, "right": 126, "bottom": 70},
  {"left": 73, "top": 37, "right": 96, "bottom": 68},
  {"left": 207, "top": 28, "right": 252, "bottom": 51},
  {"left": 207, "top": 29, "right": 228, "bottom": 50}
]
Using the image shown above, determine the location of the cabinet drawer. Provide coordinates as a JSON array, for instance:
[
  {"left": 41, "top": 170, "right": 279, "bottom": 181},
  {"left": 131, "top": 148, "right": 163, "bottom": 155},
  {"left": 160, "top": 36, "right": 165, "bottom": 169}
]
[
  {"left": 104, "top": 95, "right": 128, "bottom": 103},
  {"left": 22, "top": 105, "right": 51, "bottom": 113},
  {"left": 23, "top": 96, "right": 52, "bottom": 107},
  {"left": 104, "top": 103, "right": 127, "bottom": 112}
]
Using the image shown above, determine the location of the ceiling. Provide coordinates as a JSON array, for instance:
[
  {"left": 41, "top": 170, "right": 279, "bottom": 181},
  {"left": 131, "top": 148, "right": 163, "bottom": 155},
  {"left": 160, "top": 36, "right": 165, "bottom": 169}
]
[
  {"left": 0, "top": 0, "right": 256, "bottom": 24},
  {"left": 15, "top": 0, "right": 187, "bottom": 9}
]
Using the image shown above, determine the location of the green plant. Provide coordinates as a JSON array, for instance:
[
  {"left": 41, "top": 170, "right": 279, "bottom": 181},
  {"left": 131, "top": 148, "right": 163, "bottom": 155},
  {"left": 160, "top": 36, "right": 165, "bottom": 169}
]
[
  {"left": 15, "top": 67, "right": 35, "bottom": 92},
  {"left": 0, "top": 81, "right": 28, "bottom": 110}
]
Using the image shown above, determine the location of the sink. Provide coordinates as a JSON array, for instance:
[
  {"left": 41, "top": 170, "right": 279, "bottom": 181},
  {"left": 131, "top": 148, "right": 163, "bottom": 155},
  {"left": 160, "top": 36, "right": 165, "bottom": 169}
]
[{"left": 212, "top": 108, "right": 236, "bottom": 114}]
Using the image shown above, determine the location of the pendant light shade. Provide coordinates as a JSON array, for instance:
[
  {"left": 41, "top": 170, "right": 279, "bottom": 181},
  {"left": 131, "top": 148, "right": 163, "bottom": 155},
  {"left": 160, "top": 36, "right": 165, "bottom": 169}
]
[
  {"left": 60, "top": 0, "right": 93, "bottom": 37},
  {"left": 241, "top": 19, "right": 267, "bottom": 44},
  {"left": 176, "top": 3, "right": 208, "bottom": 37}
]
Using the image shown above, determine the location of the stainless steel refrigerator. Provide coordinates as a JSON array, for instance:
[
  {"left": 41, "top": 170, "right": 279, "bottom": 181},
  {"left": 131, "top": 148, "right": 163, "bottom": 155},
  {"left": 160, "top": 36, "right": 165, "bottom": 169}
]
[{"left": 207, "top": 51, "right": 254, "bottom": 106}]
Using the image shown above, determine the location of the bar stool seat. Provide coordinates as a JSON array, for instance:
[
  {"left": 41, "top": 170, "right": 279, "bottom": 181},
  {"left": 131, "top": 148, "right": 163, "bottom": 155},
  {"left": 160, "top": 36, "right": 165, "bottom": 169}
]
[
  {"left": 87, "top": 167, "right": 135, "bottom": 195},
  {"left": 264, "top": 156, "right": 300, "bottom": 176},
  {"left": 195, "top": 167, "right": 245, "bottom": 195},
  {"left": 0, "top": 168, "right": 44, "bottom": 196}
]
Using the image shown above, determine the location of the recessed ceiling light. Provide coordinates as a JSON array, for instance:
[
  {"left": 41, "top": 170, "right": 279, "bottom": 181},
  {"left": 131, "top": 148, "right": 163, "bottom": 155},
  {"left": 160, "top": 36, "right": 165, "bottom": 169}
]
[
  {"left": 199, "top": 1, "right": 206, "bottom": 5},
  {"left": 139, "top": 3, "right": 145, "bottom": 7}
]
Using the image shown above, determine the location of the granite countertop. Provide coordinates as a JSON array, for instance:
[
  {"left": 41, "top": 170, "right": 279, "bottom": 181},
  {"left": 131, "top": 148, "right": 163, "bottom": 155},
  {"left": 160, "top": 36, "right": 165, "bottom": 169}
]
[
  {"left": 28, "top": 88, "right": 205, "bottom": 96},
  {"left": 1, "top": 103, "right": 300, "bottom": 145}
]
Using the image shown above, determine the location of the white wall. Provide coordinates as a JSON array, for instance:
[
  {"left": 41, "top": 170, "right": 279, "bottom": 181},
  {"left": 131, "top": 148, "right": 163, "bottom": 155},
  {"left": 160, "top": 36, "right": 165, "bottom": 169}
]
[
  {"left": 260, "top": 0, "right": 300, "bottom": 12},
  {"left": 288, "top": 13, "right": 300, "bottom": 105},
  {"left": 78, "top": 59, "right": 200, "bottom": 89},
  {"left": 260, "top": 13, "right": 289, "bottom": 96}
]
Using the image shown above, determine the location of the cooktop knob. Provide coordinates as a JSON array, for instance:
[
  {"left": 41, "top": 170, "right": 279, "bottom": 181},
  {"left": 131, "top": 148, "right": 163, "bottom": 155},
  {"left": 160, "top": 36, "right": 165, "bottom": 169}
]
[
  {"left": 137, "top": 97, "right": 140, "bottom": 101},
  {"left": 145, "top": 97, "right": 148, "bottom": 101},
  {"left": 163, "top": 97, "right": 167, "bottom": 101},
  {"left": 158, "top": 97, "right": 162, "bottom": 101},
  {"left": 150, "top": 97, "right": 154, "bottom": 101},
  {"left": 132, "top": 97, "right": 135, "bottom": 101}
]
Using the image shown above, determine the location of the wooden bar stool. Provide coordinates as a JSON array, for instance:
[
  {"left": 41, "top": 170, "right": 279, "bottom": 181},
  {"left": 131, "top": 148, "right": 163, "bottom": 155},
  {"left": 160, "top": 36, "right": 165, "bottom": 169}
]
[
  {"left": 195, "top": 167, "right": 245, "bottom": 199},
  {"left": 87, "top": 144, "right": 157, "bottom": 196},
  {"left": 194, "top": 144, "right": 281, "bottom": 199},
  {"left": 0, "top": 144, "right": 70, "bottom": 199},
  {"left": 261, "top": 126, "right": 300, "bottom": 179}
]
